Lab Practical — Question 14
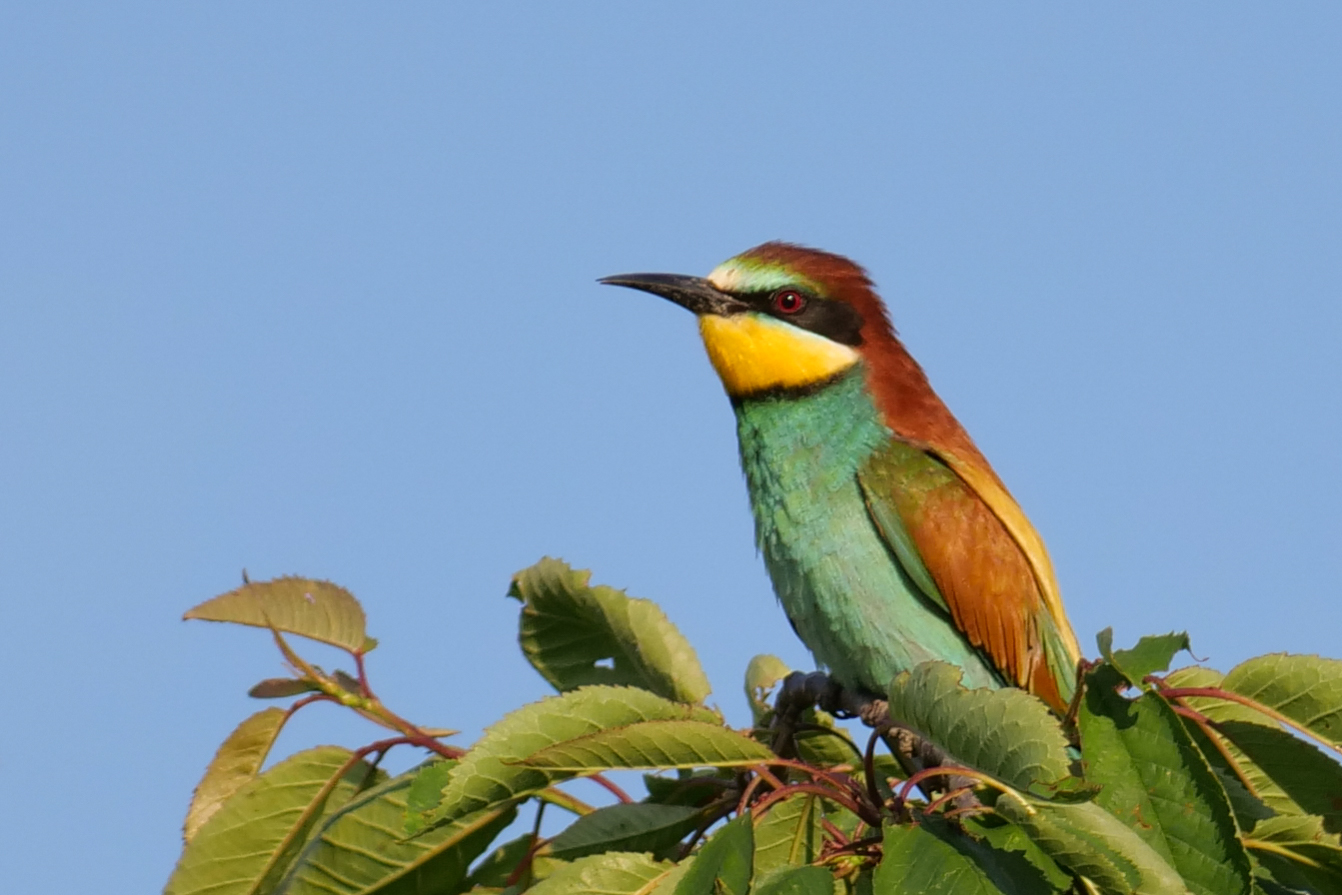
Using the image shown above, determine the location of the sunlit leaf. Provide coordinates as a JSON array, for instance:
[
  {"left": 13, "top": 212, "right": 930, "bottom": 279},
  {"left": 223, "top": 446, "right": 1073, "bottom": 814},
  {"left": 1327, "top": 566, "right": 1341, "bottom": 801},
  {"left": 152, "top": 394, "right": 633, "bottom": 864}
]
[
  {"left": 166, "top": 747, "right": 374, "bottom": 895},
  {"left": 994, "top": 791, "right": 1188, "bottom": 894},
  {"left": 522, "top": 719, "right": 773, "bottom": 772},
  {"left": 1252, "top": 814, "right": 1341, "bottom": 848},
  {"left": 404, "top": 759, "right": 455, "bottom": 826},
  {"left": 1217, "top": 721, "right": 1342, "bottom": 834},
  {"left": 745, "top": 655, "right": 793, "bottom": 727},
  {"left": 183, "top": 707, "right": 288, "bottom": 842},
  {"left": 279, "top": 768, "right": 516, "bottom": 895},
  {"left": 1245, "top": 814, "right": 1342, "bottom": 895},
  {"left": 412, "top": 687, "right": 724, "bottom": 833},
  {"left": 1079, "top": 665, "right": 1252, "bottom": 895},
  {"left": 1222, "top": 654, "right": 1342, "bottom": 750},
  {"left": 1170, "top": 667, "right": 1342, "bottom": 833},
  {"left": 510, "top": 558, "right": 710, "bottom": 704},
  {"left": 1097, "top": 630, "right": 1192, "bottom": 686},
  {"left": 292, "top": 773, "right": 511, "bottom": 891},
  {"left": 527, "top": 851, "right": 678, "bottom": 895},
  {"left": 185, "top": 577, "right": 373, "bottom": 654},
  {"left": 752, "top": 794, "right": 824, "bottom": 874},
  {"left": 885, "top": 661, "right": 1072, "bottom": 792}
]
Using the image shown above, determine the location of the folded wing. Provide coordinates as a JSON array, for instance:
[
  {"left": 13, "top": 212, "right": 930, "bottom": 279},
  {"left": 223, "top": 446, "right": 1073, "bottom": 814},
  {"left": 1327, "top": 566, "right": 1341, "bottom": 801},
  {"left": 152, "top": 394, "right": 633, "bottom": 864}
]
[{"left": 858, "top": 439, "right": 1082, "bottom": 713}]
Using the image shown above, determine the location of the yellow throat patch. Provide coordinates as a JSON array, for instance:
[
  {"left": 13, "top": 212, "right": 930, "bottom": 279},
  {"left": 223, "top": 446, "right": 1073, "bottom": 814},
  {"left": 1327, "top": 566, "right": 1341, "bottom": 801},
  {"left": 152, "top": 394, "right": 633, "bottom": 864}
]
[{"left": 698, "top": 313, "right": 860, "bottom": 397}]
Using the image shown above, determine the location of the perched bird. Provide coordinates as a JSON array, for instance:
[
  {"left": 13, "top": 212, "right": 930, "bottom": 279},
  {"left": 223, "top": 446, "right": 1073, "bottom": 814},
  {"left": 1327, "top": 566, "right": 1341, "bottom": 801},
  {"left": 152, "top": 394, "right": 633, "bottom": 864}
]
[{"left": 601, "top": 243, "right": 1082, "bottom": 712}]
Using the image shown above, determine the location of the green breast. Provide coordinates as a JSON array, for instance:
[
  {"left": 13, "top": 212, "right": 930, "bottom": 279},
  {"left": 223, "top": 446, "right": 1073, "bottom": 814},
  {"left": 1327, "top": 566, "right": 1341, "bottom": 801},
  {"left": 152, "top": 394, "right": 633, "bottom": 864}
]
[{"left": 733, "top": 366, "right": 1002, "bottom": 695}]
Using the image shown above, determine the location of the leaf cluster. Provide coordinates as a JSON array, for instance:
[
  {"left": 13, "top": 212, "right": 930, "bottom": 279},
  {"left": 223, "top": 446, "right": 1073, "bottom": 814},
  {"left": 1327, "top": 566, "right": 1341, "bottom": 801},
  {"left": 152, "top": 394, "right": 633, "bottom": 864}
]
[{"left": 166, "top": 562, "right": 1342, "bottom": 895}]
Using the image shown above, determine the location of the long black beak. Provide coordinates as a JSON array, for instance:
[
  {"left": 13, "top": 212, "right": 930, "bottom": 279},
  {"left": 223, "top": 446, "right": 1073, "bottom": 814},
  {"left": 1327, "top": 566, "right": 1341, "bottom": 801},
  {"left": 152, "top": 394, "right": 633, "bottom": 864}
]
[{"left": 598, "top": 273, "right": 745, "bottom": 316}]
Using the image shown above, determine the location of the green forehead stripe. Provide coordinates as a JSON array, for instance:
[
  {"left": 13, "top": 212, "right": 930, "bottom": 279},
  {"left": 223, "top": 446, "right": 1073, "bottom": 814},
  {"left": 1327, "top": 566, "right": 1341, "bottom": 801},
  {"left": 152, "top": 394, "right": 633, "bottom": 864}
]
[{"left": 709, "top": 257, "right": 825, "bottom": 295}]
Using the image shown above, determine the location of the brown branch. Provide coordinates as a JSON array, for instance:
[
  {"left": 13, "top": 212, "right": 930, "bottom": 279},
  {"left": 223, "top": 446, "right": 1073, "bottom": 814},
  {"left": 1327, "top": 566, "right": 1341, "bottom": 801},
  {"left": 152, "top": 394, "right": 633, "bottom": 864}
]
[
  {"left": 1169, "top": 704, "right": 1262, "bottom": 798},
  {"left": 588, "top": 773, "right": 633, "bottom": 804},
  {"left": 1150, "top": 682, "right": 1342, "bottom": 757},
  {"left": 752, "top": 781, "right": 881, "bottom": 828},
  {"left": 896, "top": 765, "right": 1005, "bottom": 803},
  {"left": 923, "top": 785, "right": 975, "bottom": 816}
]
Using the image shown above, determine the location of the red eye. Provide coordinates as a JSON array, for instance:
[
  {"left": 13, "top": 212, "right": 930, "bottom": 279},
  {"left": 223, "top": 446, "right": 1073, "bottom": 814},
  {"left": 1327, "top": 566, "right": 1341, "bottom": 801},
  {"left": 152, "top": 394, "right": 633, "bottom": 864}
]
[{"left": 772, "top": 290, "right": 806, "bottom": 314}]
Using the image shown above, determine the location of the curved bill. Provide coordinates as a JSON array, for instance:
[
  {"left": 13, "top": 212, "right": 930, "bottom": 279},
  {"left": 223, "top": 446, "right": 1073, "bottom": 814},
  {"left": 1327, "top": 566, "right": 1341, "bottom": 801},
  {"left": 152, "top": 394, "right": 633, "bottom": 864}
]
[{"left": 598, "top": 273, "right": 746, "bottom": 317}]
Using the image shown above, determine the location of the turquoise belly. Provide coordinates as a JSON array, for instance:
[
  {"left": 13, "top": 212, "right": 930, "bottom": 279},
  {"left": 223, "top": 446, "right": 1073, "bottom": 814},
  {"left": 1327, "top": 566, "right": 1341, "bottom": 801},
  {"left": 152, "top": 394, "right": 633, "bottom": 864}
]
[{"left": 733, "top": 368, "right": 1002, "bottom": 695}]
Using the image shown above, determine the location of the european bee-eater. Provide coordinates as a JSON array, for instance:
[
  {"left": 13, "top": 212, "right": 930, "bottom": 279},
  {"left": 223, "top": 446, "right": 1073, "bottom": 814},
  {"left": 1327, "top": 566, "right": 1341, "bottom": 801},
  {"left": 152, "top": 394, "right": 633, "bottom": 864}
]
[{"left": 601, "top": 243, "right": 1082, "bottom": 712}]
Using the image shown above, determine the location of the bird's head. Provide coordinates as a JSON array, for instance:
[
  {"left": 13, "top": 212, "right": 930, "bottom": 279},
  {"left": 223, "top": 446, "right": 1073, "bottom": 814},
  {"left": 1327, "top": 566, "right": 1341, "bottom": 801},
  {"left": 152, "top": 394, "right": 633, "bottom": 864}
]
[{"left": 601, "top": 242, "right": 897, "bottom": 399}]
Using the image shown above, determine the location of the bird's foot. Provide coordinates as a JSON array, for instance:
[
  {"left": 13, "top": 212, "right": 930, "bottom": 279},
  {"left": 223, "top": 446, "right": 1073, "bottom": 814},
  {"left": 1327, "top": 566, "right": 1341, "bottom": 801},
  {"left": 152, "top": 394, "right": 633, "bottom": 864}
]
[
  {"left": 774, "top": 671, "right": 836, "bottom": 717},
  {"left": 769, "top": 673, "right": 889, "bottom": 755},
  {"left": 767, "top": 672, "right": 982, "bottom": 812},
  {"left": 769, "top": 671, "right": 838, "bottom": 756}
]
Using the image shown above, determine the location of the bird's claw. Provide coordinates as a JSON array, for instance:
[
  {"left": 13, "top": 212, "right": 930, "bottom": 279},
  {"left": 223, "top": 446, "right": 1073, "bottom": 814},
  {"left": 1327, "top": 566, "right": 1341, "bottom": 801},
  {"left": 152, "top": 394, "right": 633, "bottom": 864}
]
[
  {"left": 769, "top": 671, "right": 982, "bottom": 812},
  {"left": 769, "top": 671, "right": 842, "bottom": 756},
  {"left": 775, "top": 671, "right": 836, "bottom": 716}
]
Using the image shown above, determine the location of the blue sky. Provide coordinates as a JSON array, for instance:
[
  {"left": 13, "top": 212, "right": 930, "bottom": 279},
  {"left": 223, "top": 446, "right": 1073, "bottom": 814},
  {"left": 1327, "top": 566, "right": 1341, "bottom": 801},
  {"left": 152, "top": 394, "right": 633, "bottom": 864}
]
[{"left": 2, "top": 4, "right": 1339, "bottom": 891}]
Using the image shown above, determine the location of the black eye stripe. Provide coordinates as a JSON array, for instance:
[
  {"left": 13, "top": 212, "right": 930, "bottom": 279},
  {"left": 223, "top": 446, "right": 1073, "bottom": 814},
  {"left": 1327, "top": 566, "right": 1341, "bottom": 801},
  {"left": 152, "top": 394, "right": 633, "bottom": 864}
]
[{"left": 731, "top": 289, "right": 865, "bottom": 347}]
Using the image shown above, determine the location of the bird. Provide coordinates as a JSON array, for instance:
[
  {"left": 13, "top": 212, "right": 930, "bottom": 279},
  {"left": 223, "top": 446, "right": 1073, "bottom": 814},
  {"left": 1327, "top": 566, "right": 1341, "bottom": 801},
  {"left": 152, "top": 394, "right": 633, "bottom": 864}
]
[{"left": 601, "top": 242, "right": 1082, "bottom": 713}]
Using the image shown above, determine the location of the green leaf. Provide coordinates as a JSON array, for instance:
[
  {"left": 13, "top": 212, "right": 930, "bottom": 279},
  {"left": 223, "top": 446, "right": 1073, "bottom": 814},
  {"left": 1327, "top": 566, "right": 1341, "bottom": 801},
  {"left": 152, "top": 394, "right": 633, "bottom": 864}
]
[
  {"left": 404, "top": 760, "right": 456, "bottom": 829},
  {"left": 847, "top": 870, "right": 875, "bottom": 895},
  {"left": 1251, "top": 854, "right": 1342, "bottom": 895},
  {"left": 1169, "top": 667, "right": 1342, "bottom": 833},
  {"left": 1216, "top": 721, "right": 1342, "bottom": 835},
  {"left": 751, "top": 866, "right": 835, "bottom": 895},
  {"left": 994, "top": 792, "right": 1189, "bottom": 894},
  {"left": 413, "top": 687, "right": 725, "bottom": 833},
  {"left": 1250, "top": 874, "right": 1314, "bottom": 895},
  {"left": 1252, "top": 814, "right": 1341, "bottom": 847},
  {"left": 644, "top": 771, "right": 731, "bottom": 808},
  {"left": 526, "top": 852, "right": 678, "bottom": 895},
  {"left": 333, "top": 670, "right": 363, "bottom": 694},
  {"left": 1204, "top": 762, "right": 1275, "bottom": 831},
  {"left": 792, "top": 718, "right": 862, "bottom": 769},
  {"left": 521, "top": 720, "right": 773, "bottom": 772},
  {"left": 1078, "top": 664, "right": 1252, "bottom": 895},
  {"left": 1245, "top": 815, "right": 1342, "bottom": 895},
  {"left": 1222, "top": 654, "right": 1342, "bottom": 750},
  {"left": 650, "top": 856, "right": 695, "bottom": 895},
  {"left": 1097, "top": 630, "right": 1192, "bottom": 686},
  {"left": 960, "top": 816, "right": 1073, "bottom": 892},
  {"left": 745, "top": 655, "right": 794, "bottom": 727},
  {"left": 509, "top": 558, "right": 711, "bottom": 704},
  {"left": 165, "top": 746, "right": 372, "bottom": 895},
  {"left": 752, "top": 794, "right": 824, "bottom": 874},
  {"left": 278, "top": 770, "right": 516, "bottom": 895},
  {"left": 675, "top": 814, "right": 753, "bottom": 895},
  {"left": 465, "top": 833, "right": 537, "bottom": 890},
  {"left": 1170, "top": 667, "right": 1304, "bottom": 821},
  {"left": 876, "top": 816, "right": 1054, "bottom": 895},
  {"left": 885, "top": 661, "right": 1072, "bottom": 792},
  {"left": 185, "top": 577, "right": 374, "bottom": 654},
  {"left": 548, "top": 803, "right": 703, "bottom": 860},
  {"left": 183, "top": 707, "right": 288, "bottom": 842},
  {"left": 248, "top": 678, "right": 321, "bottom": 699}
]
